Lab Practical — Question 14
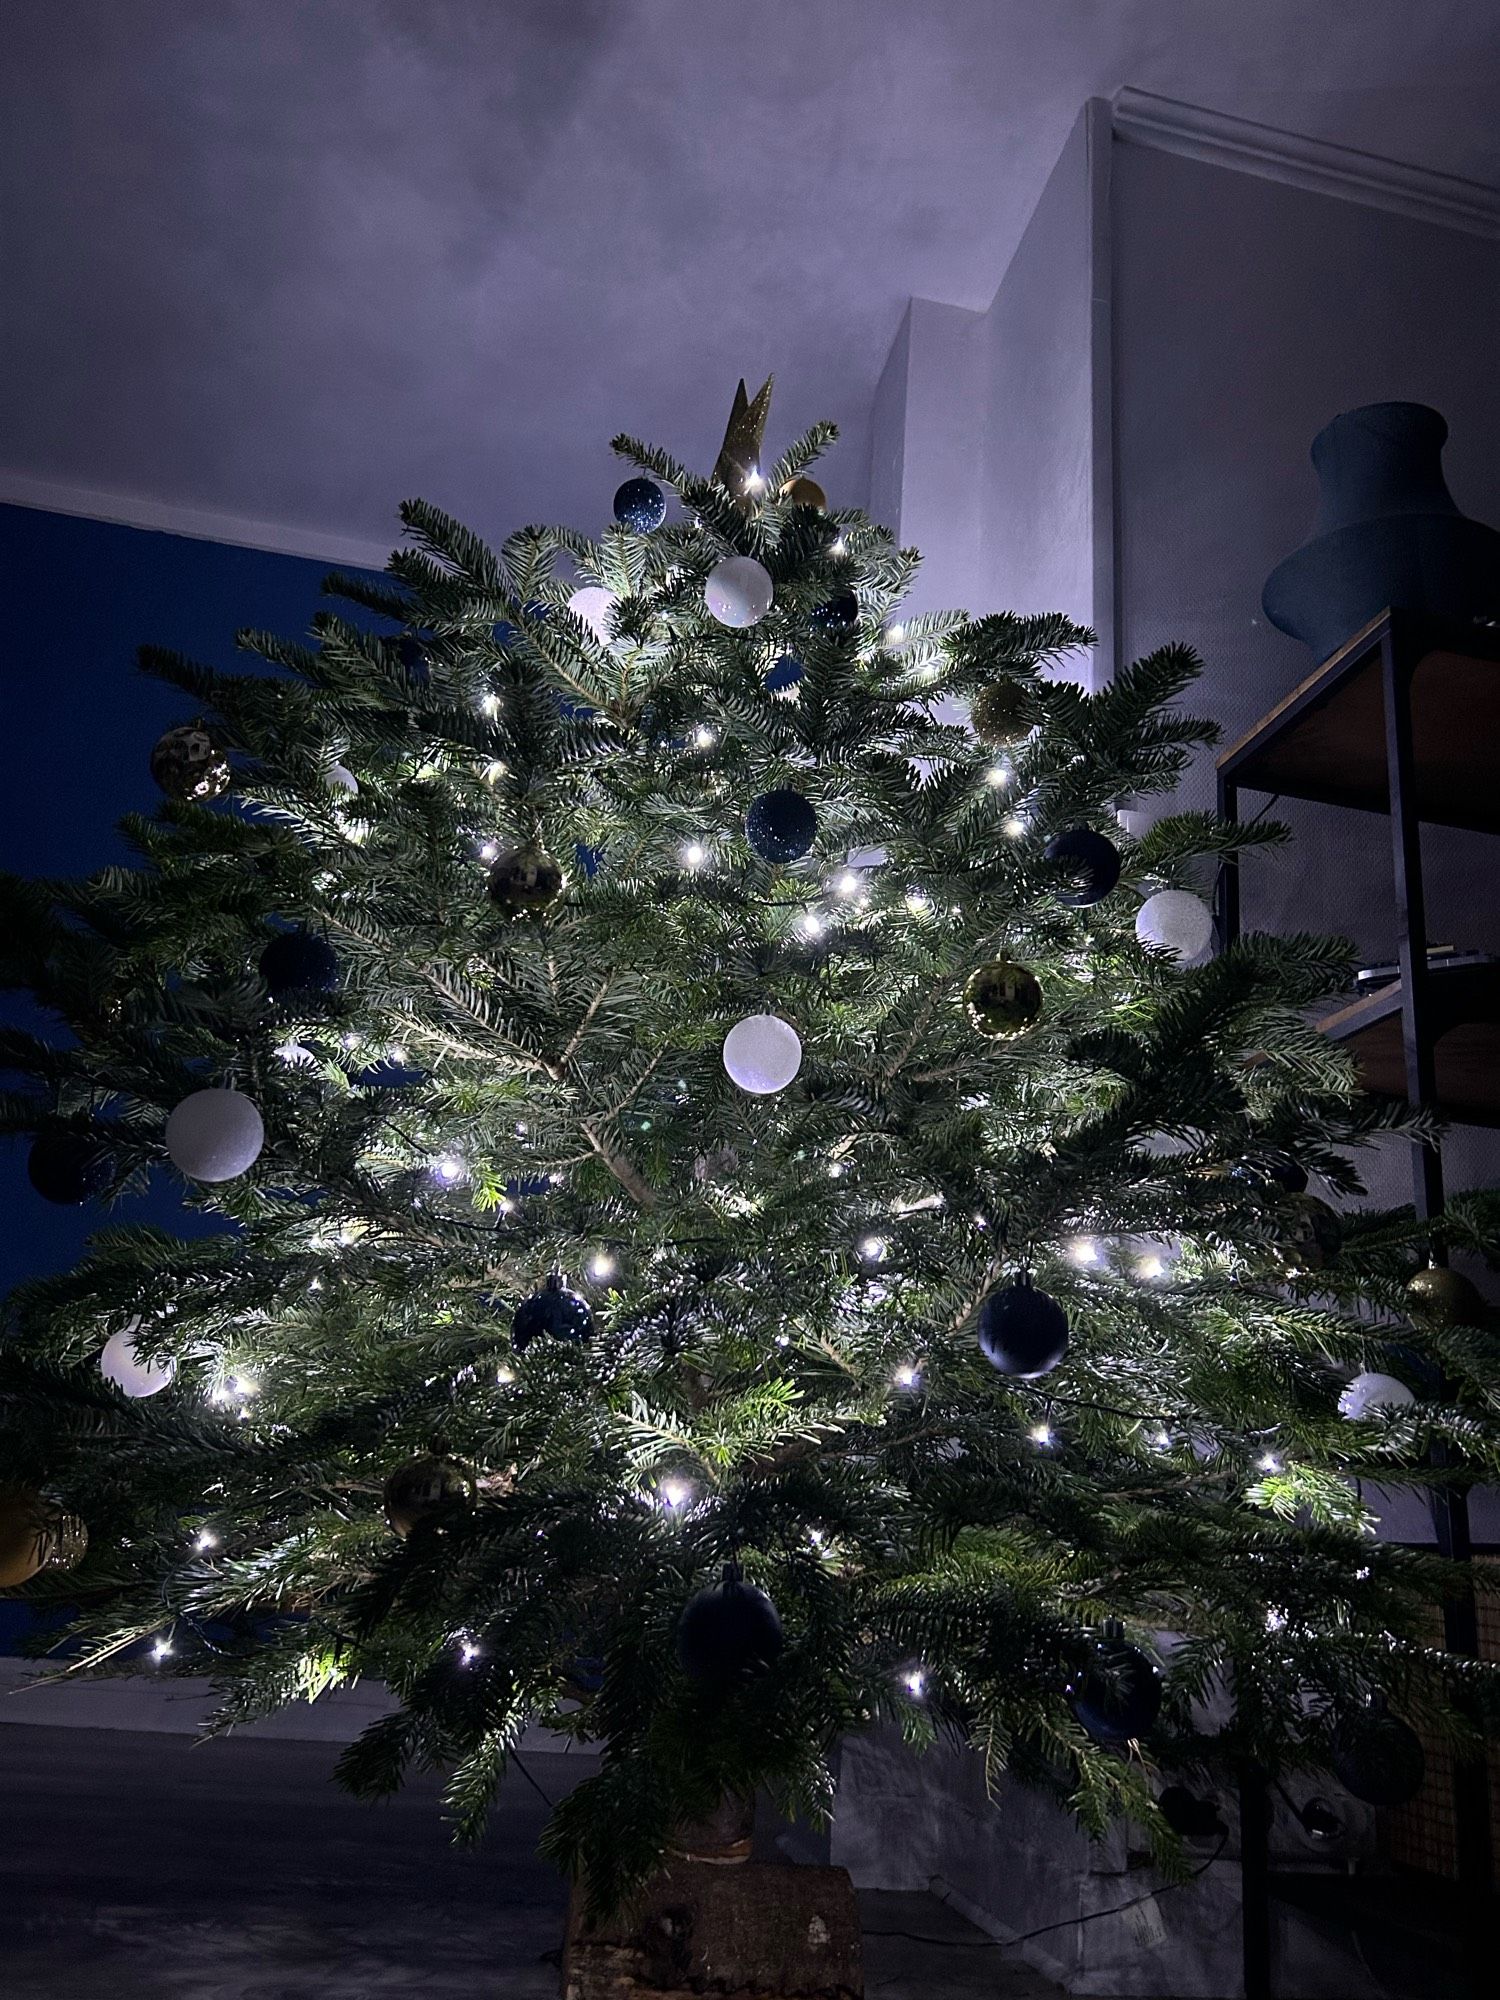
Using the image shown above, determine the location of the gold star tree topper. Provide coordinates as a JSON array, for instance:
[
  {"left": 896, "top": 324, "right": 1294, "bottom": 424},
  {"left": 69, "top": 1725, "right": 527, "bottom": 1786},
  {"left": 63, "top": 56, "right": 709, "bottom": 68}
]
[{"left": 713, "top": 376, "right": 774, "bottom": 496}]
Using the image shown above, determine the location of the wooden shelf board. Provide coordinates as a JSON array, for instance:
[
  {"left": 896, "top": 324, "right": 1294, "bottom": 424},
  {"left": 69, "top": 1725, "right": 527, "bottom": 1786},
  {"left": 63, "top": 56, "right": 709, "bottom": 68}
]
[
  {"left": 1219, "top": 612, "right": 1500, "bottom": 832},
  {"left": 1320, "top": 963, "right": 1500, "bottom": 1127}
]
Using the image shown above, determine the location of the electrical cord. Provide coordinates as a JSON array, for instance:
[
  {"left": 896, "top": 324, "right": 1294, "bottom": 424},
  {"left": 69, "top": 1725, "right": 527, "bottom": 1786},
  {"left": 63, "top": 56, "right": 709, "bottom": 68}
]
[{"left": 860, "top": 1834, "right": 1228, "bottom": 1949}]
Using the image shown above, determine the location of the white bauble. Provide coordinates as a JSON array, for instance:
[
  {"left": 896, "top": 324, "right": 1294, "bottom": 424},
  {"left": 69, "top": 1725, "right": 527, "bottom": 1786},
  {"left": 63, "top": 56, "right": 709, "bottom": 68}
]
[
  {"left": 165, "top": 1088, "right": 265, "bottom": 1182},
  {"left": 704, "top": 556, "right": 774, "bottom": 629},
  {"left": 100, "top": 1322, "right": 175, "bottom": 1399},
  {"left": 327, "top": 763, "right": 358, "bottom": 798},
  {"left": 1136, "top": 889, "right": 1214, "bottom": 964},
  {"left": 567, "top": 585, "right": 618, "bottom": 644},
  {"left": 1339, "top": 1371, "right": 1416, "bottom": 1420},
  {"left": 722, "top": 1013, "right": 802, "bottom": 1095}
]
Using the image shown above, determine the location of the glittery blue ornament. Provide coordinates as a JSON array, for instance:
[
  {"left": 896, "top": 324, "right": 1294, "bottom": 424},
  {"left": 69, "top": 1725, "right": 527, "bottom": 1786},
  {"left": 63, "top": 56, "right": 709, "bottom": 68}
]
[
  {"left": 259, "top": 929, "right": 339, "bottom": 1000},
  {"left": 613, "top": 477, "right": 667, "bottom": 533},
  {"left": 746, "top": 788, "right": 818, "bottom": 863},
  {"left": 812, "top": 590, "right": 859, "bottom": 634},
  {"left": 512, "top": 1272, "right": 594, "bottom": 1353}
]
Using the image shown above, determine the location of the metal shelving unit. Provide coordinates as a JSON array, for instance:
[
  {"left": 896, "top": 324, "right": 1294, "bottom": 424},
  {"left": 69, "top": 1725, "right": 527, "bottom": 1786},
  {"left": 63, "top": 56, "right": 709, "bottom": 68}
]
[{"left": 1216, "top": 607, "right": 1500, "bottom": 2000}]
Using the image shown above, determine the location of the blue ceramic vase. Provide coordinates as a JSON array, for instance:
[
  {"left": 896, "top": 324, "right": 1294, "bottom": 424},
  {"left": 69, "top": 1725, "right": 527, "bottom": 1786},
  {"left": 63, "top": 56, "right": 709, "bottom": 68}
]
[{"left": 1263, "top": 402, "right": 1500, "bottom": 660}]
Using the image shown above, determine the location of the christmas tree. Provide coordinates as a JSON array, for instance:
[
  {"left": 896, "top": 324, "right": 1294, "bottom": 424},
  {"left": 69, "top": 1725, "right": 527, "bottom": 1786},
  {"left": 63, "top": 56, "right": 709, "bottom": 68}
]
[{"left": 4, "top": 385, "right": 1499, "bottom": 1916}]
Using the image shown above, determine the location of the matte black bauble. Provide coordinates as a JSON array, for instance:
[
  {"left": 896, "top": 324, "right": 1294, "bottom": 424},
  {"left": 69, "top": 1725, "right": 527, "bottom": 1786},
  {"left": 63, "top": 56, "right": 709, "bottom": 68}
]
[
  {"left": 811, "top": 590, "right": 859, "bottom": 634},
  {"left": 1067, "top": 1634, "right": 1163, "bottom": 1744},
  {"left": 677, "top": 1564, "right": 784, "bottom": 1681},
  {"left": 613, "top": 477, "right": 667, "bottom": 533},
  {"left": 1044, "top": 828, "right": 1122, "bottom": 907},
  {"left": 511, "top": 1272, "right": 594, "bottom": 1353},
  {"left": 258, "top": 930, "right": 339, "bottom": 1001},
  {"left": 1330, "top": 1711, "right": 1426, "bottom": 1808},
  {"left": 970, "top": 679, "right": 1031, "bottom": 748},
  {"left": 28, "top": 1132, "right": 115, "bottom": 1206},
  {"left": 976, "top": 1275, "right": 1069, "bottom": 1379},
  {"left": 746, "top": 788, "right": 818, "bottom": 864},
  {"left": 487, "top": 843, "right": 566, "bottom": 916},
  {"left": 150, "top": 723, "right": 231, "bottom": 802},
  {"left": 963, "top": 958, "right": 1043, "bottom": 1039},
  {"left": 382, "top": 1455, "right": 476, "bottom": 1538}
]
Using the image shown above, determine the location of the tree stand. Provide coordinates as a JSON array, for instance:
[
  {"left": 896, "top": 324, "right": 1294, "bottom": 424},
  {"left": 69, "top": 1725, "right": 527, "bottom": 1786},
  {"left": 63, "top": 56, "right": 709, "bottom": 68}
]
[{"left": 561, "top": 1861, "right": 864, "bottom": 1999}]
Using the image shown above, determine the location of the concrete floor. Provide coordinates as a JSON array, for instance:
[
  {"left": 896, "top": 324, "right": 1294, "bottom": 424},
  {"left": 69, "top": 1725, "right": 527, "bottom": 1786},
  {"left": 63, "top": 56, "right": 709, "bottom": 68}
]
[{"left": 0, "top": 1723, "right": 1063, "bottom": 1999}]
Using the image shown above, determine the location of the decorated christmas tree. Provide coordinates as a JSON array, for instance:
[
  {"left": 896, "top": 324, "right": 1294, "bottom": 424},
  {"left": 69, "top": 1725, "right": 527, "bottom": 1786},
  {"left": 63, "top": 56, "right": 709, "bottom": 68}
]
[{"left": 4, "top": 383, "right": 1499, "bottom": 1915}]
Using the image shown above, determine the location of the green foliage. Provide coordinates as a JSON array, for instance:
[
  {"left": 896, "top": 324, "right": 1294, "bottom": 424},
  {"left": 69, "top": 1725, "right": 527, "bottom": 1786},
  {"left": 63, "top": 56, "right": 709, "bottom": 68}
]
[{"left": 3, "top": 413, "right": 1499, "bottom": 1912}]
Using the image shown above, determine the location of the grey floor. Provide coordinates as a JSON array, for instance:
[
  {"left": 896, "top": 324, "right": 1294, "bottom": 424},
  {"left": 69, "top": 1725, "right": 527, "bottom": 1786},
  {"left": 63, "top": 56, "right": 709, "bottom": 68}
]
[{"left": 0, "top": 1724, "right": 1063, "bottom": 1999}]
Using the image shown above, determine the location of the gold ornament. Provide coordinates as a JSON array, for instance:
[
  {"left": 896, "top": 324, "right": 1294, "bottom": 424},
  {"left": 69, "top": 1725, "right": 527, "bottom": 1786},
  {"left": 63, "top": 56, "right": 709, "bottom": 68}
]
[
  {"left": 0, "top": 1488, "right": 53, "bottom": 1589},
  {"left": 487, "top": 842, "right": 566, "bottom": 917},
  {"left": 781, "top": 475, "right": 827, "bottom": 511},
  {"left": 964, "top": 958, "right": 1044, "bottom": 1039},
  {"left": 970, "top": 680, "right": 1032, "bottom": 749},
  {"left": 383, "top": 1455, "right": 476, "bottom": 1538},
  {"left": 1406, "top": 1264, "right": 1485, "bottom": 1326},
  {"left": 713, "top": 376, "right": 774, "bottom": 498}
]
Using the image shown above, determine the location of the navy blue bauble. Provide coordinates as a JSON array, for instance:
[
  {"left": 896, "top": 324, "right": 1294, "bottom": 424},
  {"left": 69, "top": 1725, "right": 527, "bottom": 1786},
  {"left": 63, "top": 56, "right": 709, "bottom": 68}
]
[
  {"left": 259, "top": 930, "right": 339, "bottom": 1000},
  {"left": 766, "top": 654, "right": 805, "bottom": 692},
  {"left": 1044, "top": 828, "right": 1121, "bottom": 907},
  {"left": 28, "top": 1131, "right": 115, "bottom": 1205},
  {"left": 1232, "top": 1153, "right": 1309, "bottom": 1196},
  {"left": 977, "top": 1276, "right": 1069, "bottom": 1379},
  {"left": 677, "top": 1564, "right": 784, "bottom": 1681},
  {"left": 1263, "top": 403, "right": 1500, "bottom": 661},
  {"left": 746, "top": 788, "right": 818, "bottom": 863},
  {"left": 511, "top": 1272, "right": 594, "bottom": 1353},
  {"left": 396, "top": 633, "right": 429, "bottom": 681},
  {"left": 1330, "top": 1710, "right": 1425, "bottom": 1807},
  {"left": 812, "top": 590, "right": 859, "bottom": 634},
  {"left": 613, "top": 477, "right": 667, "bottom": 533},
  {"left": 1067, "top": 1633, "right": 1163, "bottom": 1744}
]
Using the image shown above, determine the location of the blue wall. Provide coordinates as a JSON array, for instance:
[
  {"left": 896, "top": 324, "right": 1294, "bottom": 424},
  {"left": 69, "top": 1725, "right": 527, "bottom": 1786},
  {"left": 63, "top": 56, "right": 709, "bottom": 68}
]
[{"left": 0, "top": 503, "right": 383, "bottom": 1299}]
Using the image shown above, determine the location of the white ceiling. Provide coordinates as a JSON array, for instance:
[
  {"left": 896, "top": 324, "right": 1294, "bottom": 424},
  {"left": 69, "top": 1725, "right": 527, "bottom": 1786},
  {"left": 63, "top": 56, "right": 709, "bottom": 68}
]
[{"left": 5, "top": 0, "right": 1500, "bottom": 565}]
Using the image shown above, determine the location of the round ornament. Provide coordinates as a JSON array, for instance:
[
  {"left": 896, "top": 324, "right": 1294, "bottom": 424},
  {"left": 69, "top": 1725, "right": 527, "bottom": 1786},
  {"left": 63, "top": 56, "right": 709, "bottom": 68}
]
[
  {"left": 1405, "top": 1264, "right": 1485, "bottom": 1325},
  {"left": 722, "top": 1013, "right": 802, "bottom": 1095},
  {"left": 259, "top": 930, "right": 339, "bottom": 1001},
  {"left": 704, "top": 556, "right": 774, "bottom": 629},
  {"left": 963, "top": 958, "right": 1043, "bottom": 1039},
  {"left": 1330, "top": 1711, "right": 1425, "bottom": 1808},
  {"left": 0, "top": 1489, "right": 53, "bottom": 1589},
  {"left": 151, "top": 723, "right": 231, "bottom": 802},
  {"left": 100, "top": 1324, "right": 176, "bottom": 1399},
  {"left": 781, "top": 476, "right": 827, "bottom": 511},
  {"left": 327, "top": 763, "right": 359, "bottom": 798},
  {"left": 1233, "top": 1152, "right": 1309, "bottom": 1196},
  {"left": 977, "top": 1274, "right": 1070, "bottom": 1379},
  {"left": 970, "top": 680, "right": 1031, "bottom": 748},
  {"left": 383, "top": 1455, "right": 476, "bottom": 1539},
  {"left": 1044, "top": 828, "right": 1122, "bottom": 907},
  {"left": 811, "top": 589, "right": 859, "bottom": 634},
  {"left": 677, "top": 1564, "right": 784, "bottom": 1681},
  {"left": 1338, "top": 1370, "right": 1416, "bottom": 1420},
  {"left": 766, "top": 654, "right": 804, "bottom": 693},
  {"left": 1136, "top": 889, "right": 1214, "bottom": 964},
  {"left": 567, "top": 585, "right": 618, "bottom": 644},
  {"left": 1067, "top": 1629, "right": 1163, "bottom": 1744},
  {"left": 487, "top": 843, "right": 566, "bottom": 916},
  {"left": 165, "top": 1088, "right": 265, "bottom": 1183},
  {"left": 512, "top": 1272, "right": 594, "bottom": 1354},
  {"left": 28, "top": 1131, "right": 114, "bottom": 1206},
  {"left": 613, "top": 477, "right": 667, "bottom": 532},
  {"left": 746, "top": 788, "right": 817, "bottom": 863}
]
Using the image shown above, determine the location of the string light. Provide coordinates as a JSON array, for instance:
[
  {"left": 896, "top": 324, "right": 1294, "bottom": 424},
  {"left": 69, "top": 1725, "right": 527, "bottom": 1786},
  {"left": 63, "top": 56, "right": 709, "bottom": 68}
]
[
  {"left": 152, "top": 1638, "right": 173, "bottom": 1662},
  {"left": 903, "top": 888, "right": 932, "bottom": 917},
  {"left": 479, "top": 693, "right": 501, "bottom": 718},
  {"left": 496, "top": 1364, "right": 516, "bottom": 1385},
  {"left": 892, "top": 1363, "right": 920, "bottom": 1390},
  {"left": 682, "top": 840, "right": 707, "bottom": 871},
  {"left": 458, "top": 1638, "right": 482, "bottom": 1664},
  {"left": 275, "top": 1039, "right": 313, "bottom": 1067},
  {"left": 885, "top": 622, "right": 906, "bottom": 647},
  {"left": 742, "top": 468, "right": 766, "bottom": 494},
  {"left": 985, "top": 764, "right": 1011, "bottom": 789},
  {"left": 829, "top": 535, "right": 848, "bottom": 557},
  {"left": 692, "top": 724, "right": 717, "bottom": 749},
  {"left": 858, "top": 1235, "right": 887, "bottom": 1263},
  {"left": 902, "top": 1666, "right": 928, "bottom": 1698},
  {"left": 1003, "top": 814, "right": 1028, "bottom": 838},
  {"left": 833, "top": 869, "right": 860, "bottom": 897},
  {"left": 588, "top": 1251, "right": 618, "bottom": 1282},
  {"left": 658, "top": 1478, "right": 691, "bottom": 1510},
  {"left": 195, "top": 1530, "right": 218, "bottom": 1552},
  {"left": 1029, "top": 1422, "right": 1054, "bottom": 1448},
  {"left": 1068, "top": 1237, "right": 1100, "bottom": 1266},
  {"left": 479, "top": 841, "right": 499, "bottom": 862},
  {"left": 432, "top": 1154, "right": 466, "bottom": 1186},
  {"left": 1257, "top": 1451, "right": 1282, "bottom": 1474},
  {"left": 1137, "top": 1254, "right": 1165, "bottom": 1280},
  {"left": 827, "top": 1161, "right": 847, "bottom": 1179},
  {"left": 800, "top": 912, "right": 824, "bottom": 939}
]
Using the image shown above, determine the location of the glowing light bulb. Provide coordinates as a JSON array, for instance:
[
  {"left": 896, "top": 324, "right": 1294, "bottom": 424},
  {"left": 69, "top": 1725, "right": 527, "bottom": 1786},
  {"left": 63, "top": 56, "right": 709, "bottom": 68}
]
[
  {"left": 693, "top": 724, "right": 716, "bottom": 749},
  {"left": 683, "top": 840, "right": 707, "bottom": 870},
  {"left": 858, "top": 1235, "right": 887, "bottom": 1263},
  {"left": 902, "top": 1666, "right": 928, "bottom": 1698},
  {"left": 274, "top": 1039, "right": 311, "bottom": 1067},
  {"left": 985, "top": 764, "right": 1011, "bottom": 789},
  {"left": 459, "top": 1639, "right": 481, "bottom": 1664},
  {"left": 195, "top": 1531, "right": 217, "bottom": 1552},
  {"left": 1137, "top": 1255, "right": 1165, "bottom": 1280},
  {"left": 903, "top": 888, "right": 932, "bottom": 916},
  {"left": 479, "top": 841, "right": 498, "bottom": 861},
  {"left": 1257, "top": 1451, "right": 1281, "bottom": 1474},
  {"left": 827, "top": 1160, "right": 847, "bottom": 1179},
  {"left": 834, "top": 869, "right": 860, "bottom": 897},
  {"left": 589, "top": 1251, "right": 617, "bottom": 1283},
  {"left": 152, "top": 1639, "right": 173, "bottom": 1662},
  {"left": 800, "top": 911, "right": 824, "bottom": 938},
  {"left": 496, "top": 1364, "right": 516, "bottom": 1385},
  {"left": 432, "top": 1154, "right": 465, "bottom": 1186},
  {"left": 1069, "top": 1237, "right": 1100, "bottom": 1266},
  {"left": 893, "top": 1363, "right": 920, "bottom": 1390},
  {"left": 829, "top": 535, "right": 848, "bottom": 556},
  {"left": 480, "top": 693, "right": 501, "bottom": 718},
  {"left": 484, "top": 760, "right": 507, "bottom": 785},
  {"left": 1029, "top": 1422, "right": 1054, "bottom": 1448},
  {"left": 743, "top": 468, "right": 766, "bottom": 494},
  {"left": 1148, "top": 1429, "right": 1171, "bottom": 1451},
  {"left": 659, "top": 1478, "right": 691, "bottom": 1510},
  {"left": 1003, "top": 814, "right": 1028, "bottom": 839}
]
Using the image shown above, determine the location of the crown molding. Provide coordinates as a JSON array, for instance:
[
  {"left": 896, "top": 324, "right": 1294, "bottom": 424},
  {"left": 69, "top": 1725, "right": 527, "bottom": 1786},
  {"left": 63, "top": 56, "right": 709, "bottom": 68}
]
[
  {"left": 1111, "top": 87, "right": 1500, "bottom": 240},
  {"left": 0, "top": 468, "right": 394, "bottom": 573}
]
